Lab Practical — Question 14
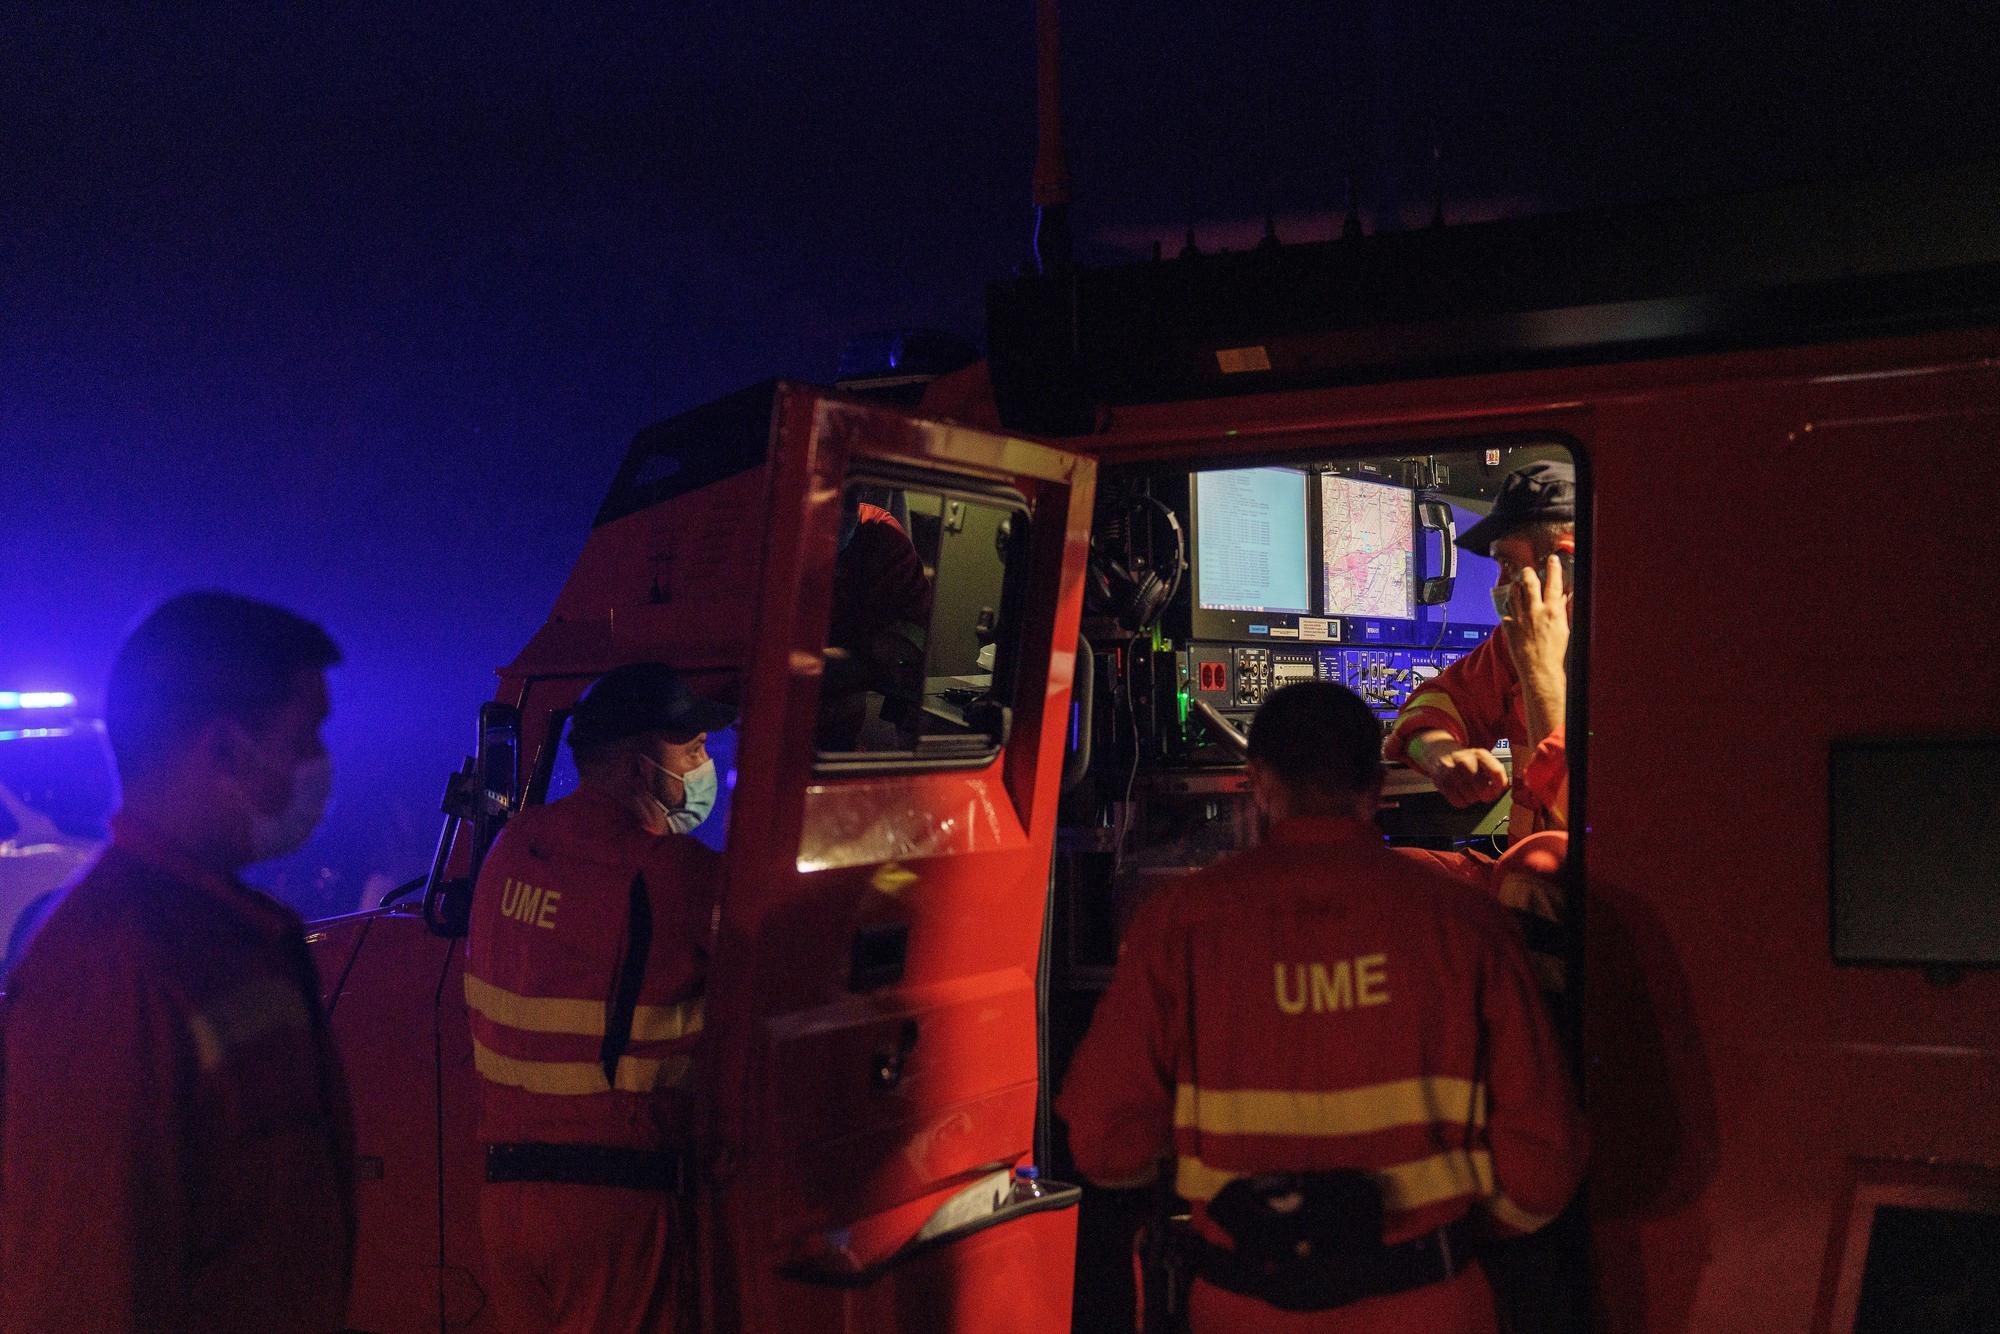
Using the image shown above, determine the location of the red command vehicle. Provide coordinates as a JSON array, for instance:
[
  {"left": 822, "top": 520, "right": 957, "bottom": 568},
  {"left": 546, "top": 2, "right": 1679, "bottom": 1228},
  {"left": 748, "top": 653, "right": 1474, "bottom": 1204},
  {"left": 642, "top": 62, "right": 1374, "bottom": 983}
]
[{"left": 311, "top": 161, "right": 2000, "bottom": 1333}]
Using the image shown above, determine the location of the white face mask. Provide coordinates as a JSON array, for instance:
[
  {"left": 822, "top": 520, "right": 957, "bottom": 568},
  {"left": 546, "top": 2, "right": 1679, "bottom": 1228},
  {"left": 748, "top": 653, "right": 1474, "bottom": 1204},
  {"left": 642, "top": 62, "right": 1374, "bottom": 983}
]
[
  {"left": 245, "top": 751, "right": 334, "bottom": 864},
  {"left": 1493, "top": 552, "right": 1575, "bottom": 623},
  {"left": 641, "top": 755, "right": 718, "bottom": 833}
]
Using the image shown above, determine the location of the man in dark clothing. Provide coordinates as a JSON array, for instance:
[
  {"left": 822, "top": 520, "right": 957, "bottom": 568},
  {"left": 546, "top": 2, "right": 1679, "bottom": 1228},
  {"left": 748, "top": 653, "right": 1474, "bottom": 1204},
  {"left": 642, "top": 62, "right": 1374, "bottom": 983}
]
[{"left": 0, "top": 591, "right": 355, "bottom": 1333}]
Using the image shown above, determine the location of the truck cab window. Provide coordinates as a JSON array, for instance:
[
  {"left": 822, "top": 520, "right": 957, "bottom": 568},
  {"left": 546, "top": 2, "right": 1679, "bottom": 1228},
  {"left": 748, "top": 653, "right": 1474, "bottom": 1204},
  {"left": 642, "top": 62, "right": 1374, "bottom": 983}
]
[{"left": 815, "top": 482, "right": 1027, "bottom": 768}]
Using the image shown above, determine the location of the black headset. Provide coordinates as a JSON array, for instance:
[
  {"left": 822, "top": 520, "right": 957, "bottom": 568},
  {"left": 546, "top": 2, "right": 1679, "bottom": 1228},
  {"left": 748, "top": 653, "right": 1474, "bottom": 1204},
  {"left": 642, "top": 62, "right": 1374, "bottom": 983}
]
[{"left": 1087, "top": 492, "right": 1187, "bottom": 634}]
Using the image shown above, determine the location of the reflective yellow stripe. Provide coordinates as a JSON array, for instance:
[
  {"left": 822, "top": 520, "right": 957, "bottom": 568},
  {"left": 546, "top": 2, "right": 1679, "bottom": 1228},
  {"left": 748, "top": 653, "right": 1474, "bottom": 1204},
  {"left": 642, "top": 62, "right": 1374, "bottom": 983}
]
[
  {"left": 463, "top": 974, "right": 704, "bottom": 1043},
  {"left": 187, "top": 977, "right": 311, "bottom": 1074},
  {"left": 1174, "top": 1078, "right": 1486, "bottom": 1138},
  {"left": 1176, "top": 1148, "right": 1495, "bottom": 1207},
  {"left": 1401, "top": 691, "right": 1466, "bottom": 733},
  {"left": 1484, "top": 1192, "right": 1556, "bottom": 1234},
  {"left": 464, "top": 975, "right": 602, "bottom": 1034},
  {"left": 471, "top": 1036, "right": 691, "bottom": 1095},
  {"left": 1384, "top": 1148, "right": 1496, "bottom": 1211}
]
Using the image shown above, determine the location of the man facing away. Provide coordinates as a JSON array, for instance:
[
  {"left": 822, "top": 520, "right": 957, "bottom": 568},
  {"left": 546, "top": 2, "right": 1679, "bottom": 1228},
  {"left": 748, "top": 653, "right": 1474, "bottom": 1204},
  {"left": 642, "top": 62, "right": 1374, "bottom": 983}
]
[
  {"left": 464, "top": 661, "right": 734, "bottom": 1334},
  {"left": 1059, "top": 681, "right": 1585, "bottom": 1333},
  {"left": 0, "top": 591, "right": 354, "bottom": 1333}
]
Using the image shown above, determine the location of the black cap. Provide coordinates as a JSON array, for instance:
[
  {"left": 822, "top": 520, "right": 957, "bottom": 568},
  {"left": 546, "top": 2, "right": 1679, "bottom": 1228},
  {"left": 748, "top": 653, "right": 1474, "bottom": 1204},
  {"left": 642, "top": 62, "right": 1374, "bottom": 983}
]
[
  {"left": 569, "top": 663, "right": 736, "bottom": 749},
  {"left": 1457, "top": 460, "right": 1576, "bottom": 554}
]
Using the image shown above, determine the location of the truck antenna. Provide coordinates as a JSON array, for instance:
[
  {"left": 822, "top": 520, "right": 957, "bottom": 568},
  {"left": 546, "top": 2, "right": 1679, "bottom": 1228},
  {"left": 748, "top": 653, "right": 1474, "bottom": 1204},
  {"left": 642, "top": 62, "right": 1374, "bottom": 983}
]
[
  {"left": 1429, "top": 126, "right": 1446, "bottom": 228},
  {"left": 1343, "top": 171, "right": 1365, "bottom": 241},
  {"left": 1031, "top": 0, "right": 1074, "bottom": 274}
]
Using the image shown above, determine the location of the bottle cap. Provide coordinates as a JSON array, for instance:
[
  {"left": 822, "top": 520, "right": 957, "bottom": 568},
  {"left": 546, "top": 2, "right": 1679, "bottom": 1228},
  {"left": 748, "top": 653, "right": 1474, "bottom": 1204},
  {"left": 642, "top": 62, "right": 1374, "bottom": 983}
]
[{"left": 1014, "top": 1164, "right": 1040, "bottom": 1179}]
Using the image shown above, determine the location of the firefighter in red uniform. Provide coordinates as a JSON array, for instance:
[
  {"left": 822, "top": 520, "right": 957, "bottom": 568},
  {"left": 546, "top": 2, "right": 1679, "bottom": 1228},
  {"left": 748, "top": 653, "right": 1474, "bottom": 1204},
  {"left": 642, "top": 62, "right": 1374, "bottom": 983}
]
[
  {"left": 1392, "top": 481, "right": 1576, "bottom": 997},
  {"left": 1386, "top": 459, "right": 1576, "bottom": 840},
  {"left": 0, "top": 591, "right": 354, "bottom": 1334},
  {"left": 1386, "top": 469, "right": 1587, "bottom": 1332},
  {"left": 1059, "top": 681, "right": 1585, "bottom": 1332},
  {"left": 464, "top": 662, "right": 734, "bottom": 1334}
]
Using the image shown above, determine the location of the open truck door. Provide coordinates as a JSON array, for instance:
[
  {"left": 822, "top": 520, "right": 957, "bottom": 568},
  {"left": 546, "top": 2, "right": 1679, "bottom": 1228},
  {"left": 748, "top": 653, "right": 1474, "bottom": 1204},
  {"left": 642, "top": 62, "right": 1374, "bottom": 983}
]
[
  {"left": 319, "top": 380, "right": 1090, "bottom": 1334},
  {"left": 689, "top": 384, "right": 1093, "bottom": 1332}
]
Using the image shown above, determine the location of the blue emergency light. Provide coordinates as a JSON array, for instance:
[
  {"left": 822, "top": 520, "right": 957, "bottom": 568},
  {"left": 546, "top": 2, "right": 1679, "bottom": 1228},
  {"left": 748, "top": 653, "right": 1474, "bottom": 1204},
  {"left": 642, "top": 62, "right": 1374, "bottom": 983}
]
[{"left": 0, "top": 692, "right": 76, "bottom": 710}]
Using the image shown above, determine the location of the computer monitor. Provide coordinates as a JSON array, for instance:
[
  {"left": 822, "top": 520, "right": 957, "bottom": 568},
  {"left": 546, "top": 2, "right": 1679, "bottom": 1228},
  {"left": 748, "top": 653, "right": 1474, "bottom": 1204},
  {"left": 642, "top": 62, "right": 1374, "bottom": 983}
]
[
  {"left": 1318, "top": 474, "right": 1415, "bottom": 621},
  {"left": 1192, "top": 467, "right": 1312, "bottom": 621}
]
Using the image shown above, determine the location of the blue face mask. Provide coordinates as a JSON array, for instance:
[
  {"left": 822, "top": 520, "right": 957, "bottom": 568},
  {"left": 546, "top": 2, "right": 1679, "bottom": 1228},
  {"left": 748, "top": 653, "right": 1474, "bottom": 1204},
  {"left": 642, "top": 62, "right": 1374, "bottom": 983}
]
[
  {"left": 644, "top": 754, "right": 717, "bottom": 833},
  {"left": 666, "top": 758, "right": 717, "bottom": 833}
]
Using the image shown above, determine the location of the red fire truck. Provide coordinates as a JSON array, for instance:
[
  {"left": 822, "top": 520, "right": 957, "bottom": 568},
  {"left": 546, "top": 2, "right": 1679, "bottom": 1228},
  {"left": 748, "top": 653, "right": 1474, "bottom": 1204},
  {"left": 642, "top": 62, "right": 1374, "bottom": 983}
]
[{"left": 308, "top": 158, "right": 2000, "bottom": 1333}]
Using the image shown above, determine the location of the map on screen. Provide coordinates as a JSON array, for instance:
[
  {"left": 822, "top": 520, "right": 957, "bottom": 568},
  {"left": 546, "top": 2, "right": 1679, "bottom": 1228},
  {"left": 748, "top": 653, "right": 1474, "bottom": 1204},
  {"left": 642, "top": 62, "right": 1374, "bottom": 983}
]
[
  {"left": 1320, "top": 474, "right": 1415, "bottom": 619},
  {"left": 1195, "top": 468, "right": 1311, "bottom": 613}
]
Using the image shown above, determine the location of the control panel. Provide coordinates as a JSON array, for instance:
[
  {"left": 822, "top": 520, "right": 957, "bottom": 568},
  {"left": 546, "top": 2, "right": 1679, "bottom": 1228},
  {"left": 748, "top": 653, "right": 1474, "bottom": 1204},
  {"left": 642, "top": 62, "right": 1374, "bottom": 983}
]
[
  {"left": 1319, "top": 647, "right": 1469, "bottom": 717},
  {"left": 1184, "top": 642, "right": 1472, "bottom": 721},
  {"left": 1186, "top": 645, "right": 1324, "bottom": 711}
]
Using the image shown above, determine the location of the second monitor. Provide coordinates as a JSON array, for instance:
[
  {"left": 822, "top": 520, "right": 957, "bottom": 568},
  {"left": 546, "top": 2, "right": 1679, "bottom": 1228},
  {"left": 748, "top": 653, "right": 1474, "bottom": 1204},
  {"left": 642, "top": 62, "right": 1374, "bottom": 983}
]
[{"left": 1319, "top": 472, "right": 1416, "bottom": 623}]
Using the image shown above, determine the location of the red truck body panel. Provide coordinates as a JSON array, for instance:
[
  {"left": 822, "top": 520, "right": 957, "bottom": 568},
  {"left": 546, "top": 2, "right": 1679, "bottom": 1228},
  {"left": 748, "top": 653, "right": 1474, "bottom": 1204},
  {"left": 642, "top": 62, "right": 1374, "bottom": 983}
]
[{"left": 1033, "top": 327, "right": 2000, "bottom": 1333}]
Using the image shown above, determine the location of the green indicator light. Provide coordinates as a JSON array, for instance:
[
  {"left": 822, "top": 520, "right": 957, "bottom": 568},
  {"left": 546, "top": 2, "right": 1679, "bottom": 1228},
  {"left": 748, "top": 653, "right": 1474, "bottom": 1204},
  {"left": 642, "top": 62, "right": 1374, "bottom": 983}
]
[{"left": 1177, "top": 688, "right": 1190, "bottom": 725}]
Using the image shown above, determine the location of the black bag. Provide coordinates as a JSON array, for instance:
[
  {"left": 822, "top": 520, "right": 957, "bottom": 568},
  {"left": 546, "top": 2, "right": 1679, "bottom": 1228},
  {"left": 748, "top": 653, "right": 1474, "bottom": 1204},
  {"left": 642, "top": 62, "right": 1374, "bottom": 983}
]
[
  {"left": 1199, "top": 1170, "right": 1388, "bottom": 1311},
  {"left": 1200, "top": 1171, "right": 1480, "bottom": 1315}
]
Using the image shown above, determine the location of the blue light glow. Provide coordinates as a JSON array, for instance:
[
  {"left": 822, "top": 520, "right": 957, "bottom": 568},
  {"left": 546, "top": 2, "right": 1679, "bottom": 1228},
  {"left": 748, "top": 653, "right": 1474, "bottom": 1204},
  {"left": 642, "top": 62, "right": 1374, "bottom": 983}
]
[{"left": 0, "top": 692, "right": 77, "bottom": 711}]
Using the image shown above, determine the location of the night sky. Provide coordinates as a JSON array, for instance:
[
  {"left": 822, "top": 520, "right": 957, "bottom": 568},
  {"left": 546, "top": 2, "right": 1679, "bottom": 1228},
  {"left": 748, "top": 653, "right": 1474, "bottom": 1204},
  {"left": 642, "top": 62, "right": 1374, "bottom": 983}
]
[{"left": 5, "top": 3, "right": 1994, "bottom": 912}]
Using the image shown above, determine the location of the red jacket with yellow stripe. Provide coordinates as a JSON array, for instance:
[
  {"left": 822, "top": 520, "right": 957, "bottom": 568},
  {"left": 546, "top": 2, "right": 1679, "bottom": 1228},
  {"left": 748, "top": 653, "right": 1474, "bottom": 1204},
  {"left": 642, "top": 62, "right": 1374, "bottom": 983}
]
[
  {"left": 0, "top": 818, "right": 355, "bottom": 1334},
  {"left": 1057, "top": 816, "right": 1584, "bottom": 1253},
  {"left": 465, "top": 788, "right": 717, "bottom": 1151},
  {"left": 1383, "top": 632, "right": 1569, "bottom": 837}
]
